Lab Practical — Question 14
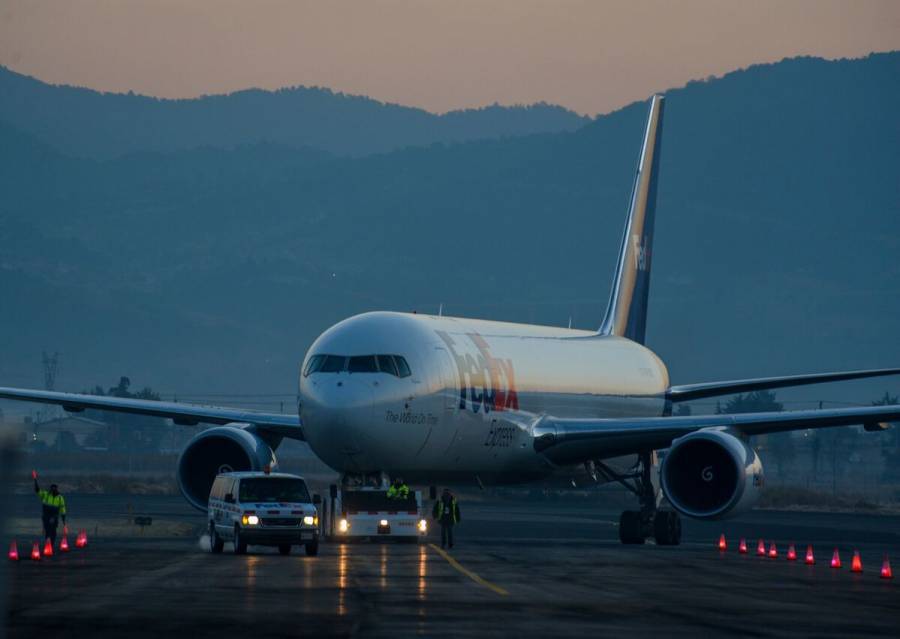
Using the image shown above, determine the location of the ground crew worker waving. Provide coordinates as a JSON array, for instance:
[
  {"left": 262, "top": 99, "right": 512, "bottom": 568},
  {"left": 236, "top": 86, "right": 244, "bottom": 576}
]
[
  {"left": 432, "top": 488, "right": 460, "bottom": 549},
  {"left": 33, "top": 471, "right": 66, "bottom": 547},
  {"left": 387, "top": 477, "right": 410, "bottom": 500}
]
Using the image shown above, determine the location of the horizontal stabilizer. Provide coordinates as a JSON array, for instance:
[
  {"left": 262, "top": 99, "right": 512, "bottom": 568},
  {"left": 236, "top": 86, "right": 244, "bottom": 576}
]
[{"left": 667, "top": 368, "right": 900, "bottom": 403}]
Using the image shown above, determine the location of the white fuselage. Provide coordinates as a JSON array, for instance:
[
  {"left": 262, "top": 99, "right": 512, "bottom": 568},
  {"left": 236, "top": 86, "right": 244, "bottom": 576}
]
[{"left": 299, "top": 312, "right": 670, "bottom": 484}]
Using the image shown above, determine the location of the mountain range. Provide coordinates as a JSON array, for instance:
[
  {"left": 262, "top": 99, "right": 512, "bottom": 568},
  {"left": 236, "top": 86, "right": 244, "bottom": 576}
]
[
  {"left": 0, "top": 52, "right": 898, "bottom": 409},
  {"left": 0, "top": 65, "right": 589, "bottom": 159}
]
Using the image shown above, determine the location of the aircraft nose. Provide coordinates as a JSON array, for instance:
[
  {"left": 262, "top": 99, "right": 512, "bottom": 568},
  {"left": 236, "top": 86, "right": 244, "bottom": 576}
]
[
  {"left": 301, "top": 375, "right": 376, "bottom": 459},
  {"left": 304, "top": 376, "right": 372, "bottom": 414}
]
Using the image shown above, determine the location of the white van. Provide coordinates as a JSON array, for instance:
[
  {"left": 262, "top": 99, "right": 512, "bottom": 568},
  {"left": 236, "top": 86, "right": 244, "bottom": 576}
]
[{"left": 207, "top": 471, "right": 320, "bottom": 556}]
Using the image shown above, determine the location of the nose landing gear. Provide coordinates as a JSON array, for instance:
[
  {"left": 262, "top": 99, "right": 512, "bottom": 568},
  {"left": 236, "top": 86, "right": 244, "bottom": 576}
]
[{"left": 596, "top": 451, "right": 681, "bottom": 546}]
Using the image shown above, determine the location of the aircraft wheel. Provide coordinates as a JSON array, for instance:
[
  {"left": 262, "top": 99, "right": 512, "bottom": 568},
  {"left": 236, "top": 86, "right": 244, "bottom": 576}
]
[
  {"left": 653, "top": 511, "right": 682, "bottom": 546},
  {"left": 619, "top": 510, "right": 645, "bottom": 544}
]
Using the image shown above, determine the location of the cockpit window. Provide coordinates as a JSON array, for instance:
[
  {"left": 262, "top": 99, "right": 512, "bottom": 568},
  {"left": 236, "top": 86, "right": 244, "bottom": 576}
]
[
  {"left": 320, "top": 355, "right": 347, "bottom": 373},
  {"left": 377, "top": 355, "right": 398, "bottom": 377},
  {"left": 348, "top": 355, "right": 378, "bottom": 373},
  {"left": 303, "top": 354, "right": 325, "bottom": 377},
  {"left": 304, "top": 353, "right": 410, "bottom": 377},
  {"left": 394, "top": 355, "right": 411, "bottom": 378}
]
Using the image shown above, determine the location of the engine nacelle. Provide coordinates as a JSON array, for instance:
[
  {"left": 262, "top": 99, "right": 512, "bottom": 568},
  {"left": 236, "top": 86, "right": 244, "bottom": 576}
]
[
  {"left": 176, "top": 424, "right": 277, "bottom": 511},
  {"left": 660, "top": 429, "right": 763, "bottom": 520}
]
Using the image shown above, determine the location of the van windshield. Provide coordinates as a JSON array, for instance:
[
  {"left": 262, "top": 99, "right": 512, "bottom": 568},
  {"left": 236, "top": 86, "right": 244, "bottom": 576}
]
[{"left": 239, "top": 478, "right": 310, "bottom": 503}]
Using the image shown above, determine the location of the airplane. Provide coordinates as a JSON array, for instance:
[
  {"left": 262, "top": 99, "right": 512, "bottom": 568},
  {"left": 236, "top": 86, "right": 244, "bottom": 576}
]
[{"left": 3, "top": 94, "right": 899, "bottom": 545}]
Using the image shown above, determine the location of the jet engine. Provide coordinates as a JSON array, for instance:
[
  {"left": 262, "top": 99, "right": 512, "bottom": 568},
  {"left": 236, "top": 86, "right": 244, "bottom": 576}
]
[
  {"left": 660, "top": 429, "right": 763, "bottom": 520},
  {"left": 176, "top": 425, "right": 277, "bottom": 510}
]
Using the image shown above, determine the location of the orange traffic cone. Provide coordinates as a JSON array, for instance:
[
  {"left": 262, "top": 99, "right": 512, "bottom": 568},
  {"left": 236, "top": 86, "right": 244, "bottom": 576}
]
[
  {"left": 60, "top": 535, "right": 70, "bottom": 552},
  {"left": 787, "top": 544, "right": 797, "bottom": 561},
  {"left": 831, "top": 548, "right": 842, "bottom": 568},
  {"left": 851, "top": 550, "right": 863, "bottom": 573},
  {"left": 738, "top": 538, "right": 748, "bottom": 554},
  {"left": 757, "top": 539, "right": 766, "bottom": 556},
  {"left": 30, "top": 541, "right": 41, "bottom": 561},
  {"left": 717, "top": 534, "right": 727, "bottom": 551},
  {"left": 8, "top": 541, "right": 18, "bottom": 561},
  {"left": 42, "top": 538, "right": 54, "bottom": 557},
  {"left": 880, "top": 555, "right": 893, "bottom": 579},
  {"left": 805, "top": 545, "right": 815, "bottom": 565},
  {"left": 75, "top": 529, "right": 87, "bottom": 548},
  {"left": 768, "top": 541, "right": 778, "bottom": 558}
]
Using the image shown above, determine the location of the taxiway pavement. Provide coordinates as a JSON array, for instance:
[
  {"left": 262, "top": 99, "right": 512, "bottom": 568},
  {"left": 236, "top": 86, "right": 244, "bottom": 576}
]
[{"left": 6, "top": 495, "right": 899, "bottom": 638}]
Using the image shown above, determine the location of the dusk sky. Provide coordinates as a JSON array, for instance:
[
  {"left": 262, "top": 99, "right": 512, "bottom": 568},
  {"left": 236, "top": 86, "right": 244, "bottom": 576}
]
[{"left": 1, "top": 0, "right": 898, "bottom": 115}]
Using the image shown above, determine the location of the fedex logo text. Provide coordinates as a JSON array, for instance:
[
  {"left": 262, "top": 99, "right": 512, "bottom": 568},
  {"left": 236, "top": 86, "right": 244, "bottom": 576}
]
[{"left": 436, "top": 331, "right": 519, "bottom": 414}]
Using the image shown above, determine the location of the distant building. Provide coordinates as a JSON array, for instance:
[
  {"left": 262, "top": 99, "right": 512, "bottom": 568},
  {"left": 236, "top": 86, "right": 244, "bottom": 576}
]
[{"left": 22, "top": 415, "right": 108, "bottom": 451}]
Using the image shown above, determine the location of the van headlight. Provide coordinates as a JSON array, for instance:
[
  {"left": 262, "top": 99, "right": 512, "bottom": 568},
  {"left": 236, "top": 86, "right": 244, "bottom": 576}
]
[
  {"left": 242, "top": 514, "right": 259, "bottom": 526},
  {"left": 338, "top": 518, "right": 349, "bottom": 533},
  {"left": 303, "top": 515, "right": 317, "bottom": 526},
  {"left": 417, "top": 519, "right": 428, "bottom": 533}
]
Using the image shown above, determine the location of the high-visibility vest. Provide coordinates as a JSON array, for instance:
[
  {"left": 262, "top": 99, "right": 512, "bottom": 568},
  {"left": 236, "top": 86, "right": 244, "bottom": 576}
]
[
  {"left": 37, "top": 490, "right": 66, "bottom": 517},
  {"left": 433, "top": 498, "right": 458, "bottom": 524},
  {"left": 387, "top": 484, "right": 410, "bottom": 499}
]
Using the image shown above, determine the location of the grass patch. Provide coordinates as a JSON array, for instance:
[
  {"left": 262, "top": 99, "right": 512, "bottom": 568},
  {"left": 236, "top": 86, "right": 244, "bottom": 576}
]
[
  {"left": 757, "top": 485, "right": 886, "bottom": 512},
  {"left": 16, "top": 474, "right": 179, "bottom": 495}
]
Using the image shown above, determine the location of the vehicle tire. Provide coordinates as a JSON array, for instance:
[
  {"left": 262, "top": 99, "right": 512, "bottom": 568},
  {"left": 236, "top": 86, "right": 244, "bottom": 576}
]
[
  {"left": 233, "top": 526, "right": 247, "bottom": 555},
  {"left": 305, "top": 540, "right": 319, "bottom": 556},
  {"left": 278, "top": 544, "right": 292, "bottom": 556},
  {"left": 209, "top": 522, "right": 224, "bottom": 554},
  {"left": 653, "top": 511, "right": 682, "bottom": 546},
  {"left": 619, "top": 510, "right": 645, "bottom": 545}
]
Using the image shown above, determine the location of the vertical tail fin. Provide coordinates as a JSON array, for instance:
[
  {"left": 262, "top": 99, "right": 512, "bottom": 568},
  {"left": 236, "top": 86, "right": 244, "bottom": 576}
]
[{"left": 598, "top": 94, "right": 665, "bottom": 344}]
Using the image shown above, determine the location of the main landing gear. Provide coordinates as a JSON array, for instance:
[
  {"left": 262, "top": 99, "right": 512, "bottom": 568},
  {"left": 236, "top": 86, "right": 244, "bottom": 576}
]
[{"left": 594, "top": 451, "right": 681, "bottom": 546}]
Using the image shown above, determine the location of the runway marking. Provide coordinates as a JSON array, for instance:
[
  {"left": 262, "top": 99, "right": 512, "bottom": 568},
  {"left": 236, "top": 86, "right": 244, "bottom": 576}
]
[{"left": 428, "top": 543, "right": 508, "bottom": 596}]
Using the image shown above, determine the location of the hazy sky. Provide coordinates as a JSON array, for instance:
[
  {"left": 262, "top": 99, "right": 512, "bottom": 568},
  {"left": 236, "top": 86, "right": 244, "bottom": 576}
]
[{"left": 1, "top": 0, "right": 898, "bottom": 115}]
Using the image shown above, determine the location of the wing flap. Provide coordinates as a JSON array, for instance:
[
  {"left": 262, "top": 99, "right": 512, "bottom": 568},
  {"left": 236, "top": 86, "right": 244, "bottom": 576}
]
[
  {"left": 0, "top": 387, "right": 302, "bottom": 437},
  {"left": 534, "top": 404, "right": 900, "bottom": 465},
  {"left": 667, "top": 368, "right": 900, "bottom": 402}
]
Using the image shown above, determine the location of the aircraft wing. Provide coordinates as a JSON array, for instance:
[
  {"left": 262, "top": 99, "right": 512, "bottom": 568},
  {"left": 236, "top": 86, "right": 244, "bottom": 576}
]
[
  {"left": 0, "top": 387, "right": 303, "bottom": 438},
  {"left": 667, "top": 367, "right": 900, "bottom": 402},
  {"left": 533, "top": 404, "right": 900, "bottom": 465}
]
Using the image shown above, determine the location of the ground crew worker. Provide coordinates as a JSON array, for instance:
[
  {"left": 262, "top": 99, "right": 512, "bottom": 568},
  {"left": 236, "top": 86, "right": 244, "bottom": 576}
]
[
  {"left": 386, "top": 477, "right": 410, "bottom": 500},
  {"left": 432, "top": 488, "right": 460, "bottom": 549},
  {"left": 33, "top": 472, "right": 66, "bottom": 546}
]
